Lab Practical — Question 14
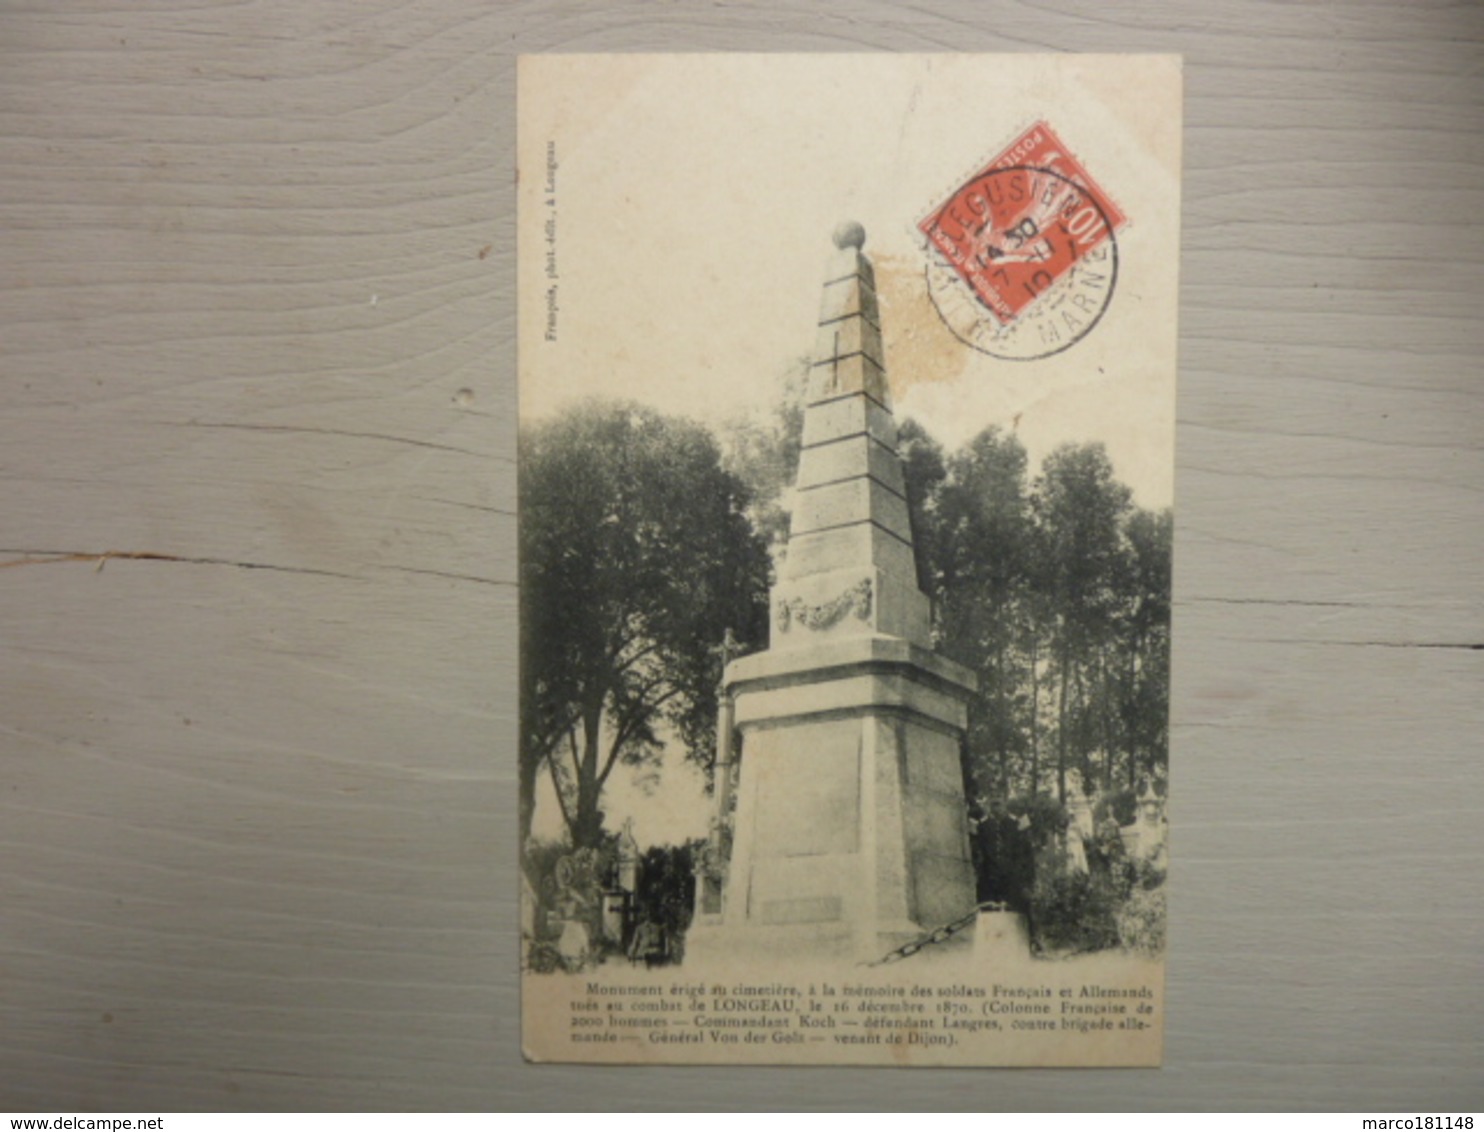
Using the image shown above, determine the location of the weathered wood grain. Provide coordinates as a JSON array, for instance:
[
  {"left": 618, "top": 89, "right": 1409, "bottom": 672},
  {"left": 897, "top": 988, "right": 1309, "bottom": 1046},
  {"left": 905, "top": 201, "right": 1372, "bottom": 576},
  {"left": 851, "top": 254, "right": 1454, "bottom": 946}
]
[{"left": 1, "top": 0, "right": 1479, "bottom": 1112}]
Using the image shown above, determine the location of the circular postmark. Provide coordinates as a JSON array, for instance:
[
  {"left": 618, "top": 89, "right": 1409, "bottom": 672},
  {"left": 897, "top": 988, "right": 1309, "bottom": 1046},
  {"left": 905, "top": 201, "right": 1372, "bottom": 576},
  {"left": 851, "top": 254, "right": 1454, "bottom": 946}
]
[{"left": 921, "top": 164, "right": 1120, "bottom": 362}]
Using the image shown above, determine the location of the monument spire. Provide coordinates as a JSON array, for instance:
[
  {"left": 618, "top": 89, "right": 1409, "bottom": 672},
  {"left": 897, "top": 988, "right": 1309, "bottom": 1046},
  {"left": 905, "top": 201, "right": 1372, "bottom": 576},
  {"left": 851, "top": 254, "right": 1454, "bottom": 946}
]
[{"left": 773, "top": 221, "right": 933, "bottom": 649}]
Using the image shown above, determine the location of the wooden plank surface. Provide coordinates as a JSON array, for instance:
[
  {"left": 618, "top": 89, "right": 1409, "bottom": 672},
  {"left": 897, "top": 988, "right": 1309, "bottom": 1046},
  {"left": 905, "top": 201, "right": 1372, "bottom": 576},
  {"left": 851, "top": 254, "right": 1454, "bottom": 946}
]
[{"left": 1, "top": 0, "right": 1479, "bottom": 1112}]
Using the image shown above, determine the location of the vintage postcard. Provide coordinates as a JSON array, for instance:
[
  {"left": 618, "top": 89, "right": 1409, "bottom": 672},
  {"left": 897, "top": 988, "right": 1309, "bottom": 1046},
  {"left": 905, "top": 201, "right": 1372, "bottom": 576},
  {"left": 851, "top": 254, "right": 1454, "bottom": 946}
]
[{"left": 518, "top": 54, "right": 1180, "bottom": 1066}]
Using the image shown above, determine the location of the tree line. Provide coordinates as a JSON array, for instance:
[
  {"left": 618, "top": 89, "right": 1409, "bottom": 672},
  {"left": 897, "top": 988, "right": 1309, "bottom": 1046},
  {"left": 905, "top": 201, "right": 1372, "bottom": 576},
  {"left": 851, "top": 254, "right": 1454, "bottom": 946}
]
[
  {"left": 519, "top": 394, "right": 1170, "bottom": 903},
  {"left": 900, "top": 419, "right": 1171, "bottom": 816},
  {"left": 519, "top": 402, "right": 770, "bottom": 855}
]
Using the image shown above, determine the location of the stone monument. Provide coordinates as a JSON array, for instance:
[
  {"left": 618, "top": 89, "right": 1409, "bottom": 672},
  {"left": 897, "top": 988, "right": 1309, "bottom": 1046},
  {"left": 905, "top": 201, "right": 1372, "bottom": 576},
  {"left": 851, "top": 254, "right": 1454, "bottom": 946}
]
[{"left": 696, "top": 223, "right": 979, "bottom": 961}]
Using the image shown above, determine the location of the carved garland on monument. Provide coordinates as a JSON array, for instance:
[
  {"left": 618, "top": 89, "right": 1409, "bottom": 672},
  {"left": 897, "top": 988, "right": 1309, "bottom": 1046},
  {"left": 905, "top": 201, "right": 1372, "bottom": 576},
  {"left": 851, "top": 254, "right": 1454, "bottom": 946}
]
[{"left": 776, "top": 577, "right": 873, "bottom": 632}]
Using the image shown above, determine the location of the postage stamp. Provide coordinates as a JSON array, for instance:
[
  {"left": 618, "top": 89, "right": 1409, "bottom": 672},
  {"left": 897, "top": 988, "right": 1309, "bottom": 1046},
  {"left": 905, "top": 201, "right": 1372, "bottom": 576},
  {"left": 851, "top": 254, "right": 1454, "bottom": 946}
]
[{"left": 919, "top": 120, "right": 1128, "bottom": 361}]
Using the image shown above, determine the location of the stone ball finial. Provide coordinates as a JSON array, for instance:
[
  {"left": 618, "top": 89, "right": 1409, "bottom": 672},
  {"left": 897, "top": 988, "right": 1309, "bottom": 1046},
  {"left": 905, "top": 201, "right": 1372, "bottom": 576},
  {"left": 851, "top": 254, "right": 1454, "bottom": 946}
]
[{"left": 833, "top": 220, "right": 866, "bottom": 250}]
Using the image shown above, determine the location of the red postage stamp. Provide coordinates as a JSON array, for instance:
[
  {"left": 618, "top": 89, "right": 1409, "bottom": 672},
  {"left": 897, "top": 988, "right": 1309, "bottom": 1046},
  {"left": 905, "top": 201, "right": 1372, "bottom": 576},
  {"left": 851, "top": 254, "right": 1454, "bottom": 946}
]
[{"left": 920, "top": 121, "right": 1127, "bottom": 345}]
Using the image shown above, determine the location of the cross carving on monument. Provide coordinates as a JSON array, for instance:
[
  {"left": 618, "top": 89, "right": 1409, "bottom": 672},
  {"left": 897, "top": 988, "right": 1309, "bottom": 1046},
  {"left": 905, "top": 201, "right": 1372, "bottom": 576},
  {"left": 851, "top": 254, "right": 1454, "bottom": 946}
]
[{"left": 709, "top": 627, "right": 744, "bottom": 688}]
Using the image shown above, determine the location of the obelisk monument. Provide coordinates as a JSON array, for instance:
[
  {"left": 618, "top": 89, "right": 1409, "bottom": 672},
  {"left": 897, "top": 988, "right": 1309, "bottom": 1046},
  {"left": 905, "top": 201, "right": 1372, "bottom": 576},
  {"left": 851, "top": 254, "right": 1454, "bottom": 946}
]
[{"left": 702, "top": 222, "right": 978, "bottom": 962}]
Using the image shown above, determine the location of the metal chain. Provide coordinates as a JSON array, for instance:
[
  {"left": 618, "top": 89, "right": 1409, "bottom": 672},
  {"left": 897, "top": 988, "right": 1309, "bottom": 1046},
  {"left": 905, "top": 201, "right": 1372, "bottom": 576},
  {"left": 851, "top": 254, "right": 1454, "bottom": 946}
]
[{"left": 862, "top": 901, "right": 1010, "bottom": 968}]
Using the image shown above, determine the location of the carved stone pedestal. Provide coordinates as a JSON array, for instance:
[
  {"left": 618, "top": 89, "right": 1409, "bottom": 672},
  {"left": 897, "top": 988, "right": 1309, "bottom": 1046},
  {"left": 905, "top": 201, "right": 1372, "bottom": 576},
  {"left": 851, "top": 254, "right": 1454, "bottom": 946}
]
[{"left": 711, "top": 636, "right": 976, "bottom": 961}]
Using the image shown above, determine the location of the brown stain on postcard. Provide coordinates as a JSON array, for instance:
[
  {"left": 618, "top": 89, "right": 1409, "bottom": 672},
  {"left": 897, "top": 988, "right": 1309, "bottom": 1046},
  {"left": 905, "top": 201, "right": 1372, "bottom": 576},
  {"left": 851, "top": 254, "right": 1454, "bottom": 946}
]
[{"left": 873, "top": 252, "right": 972, "bottom": 399}]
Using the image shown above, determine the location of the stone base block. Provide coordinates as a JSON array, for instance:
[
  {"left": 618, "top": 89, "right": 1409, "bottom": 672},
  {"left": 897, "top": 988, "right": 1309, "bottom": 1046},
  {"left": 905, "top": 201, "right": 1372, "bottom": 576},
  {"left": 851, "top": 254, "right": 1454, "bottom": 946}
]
[
  {"left": 973, "top": 910, "right": 1032, "bottom": 965},
  {"left": 702, "top": 641, "right": 979, "bottom": 964},
  {"left": 684, "top": 918, "right": 948, "bottom": 966}
]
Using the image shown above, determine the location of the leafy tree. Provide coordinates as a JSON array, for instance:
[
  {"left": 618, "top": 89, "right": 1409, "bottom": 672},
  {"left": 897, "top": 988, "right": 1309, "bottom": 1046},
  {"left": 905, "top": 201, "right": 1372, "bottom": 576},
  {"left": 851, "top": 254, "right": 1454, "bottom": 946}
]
[
  {"left": 928, "top": 427, "right": 1033, "bottom": 800},
  {"left": 720, "top": 360, "right": 808, "bottom": 554},
  {"left": 519, "top": 401, "right": 771, "bottom": 852},
  {"left": 1029, "top": 850, "right": 1128, "bottom": 955},
  {"left": 1032, "top": 444, "right": 1132, "bottom": 803},
  {"left": 896, "top": 417, "right": 950, "bottom": 595},
  {"left": 1119, "top": 507, "right": 1172, "bottom": 788}
]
